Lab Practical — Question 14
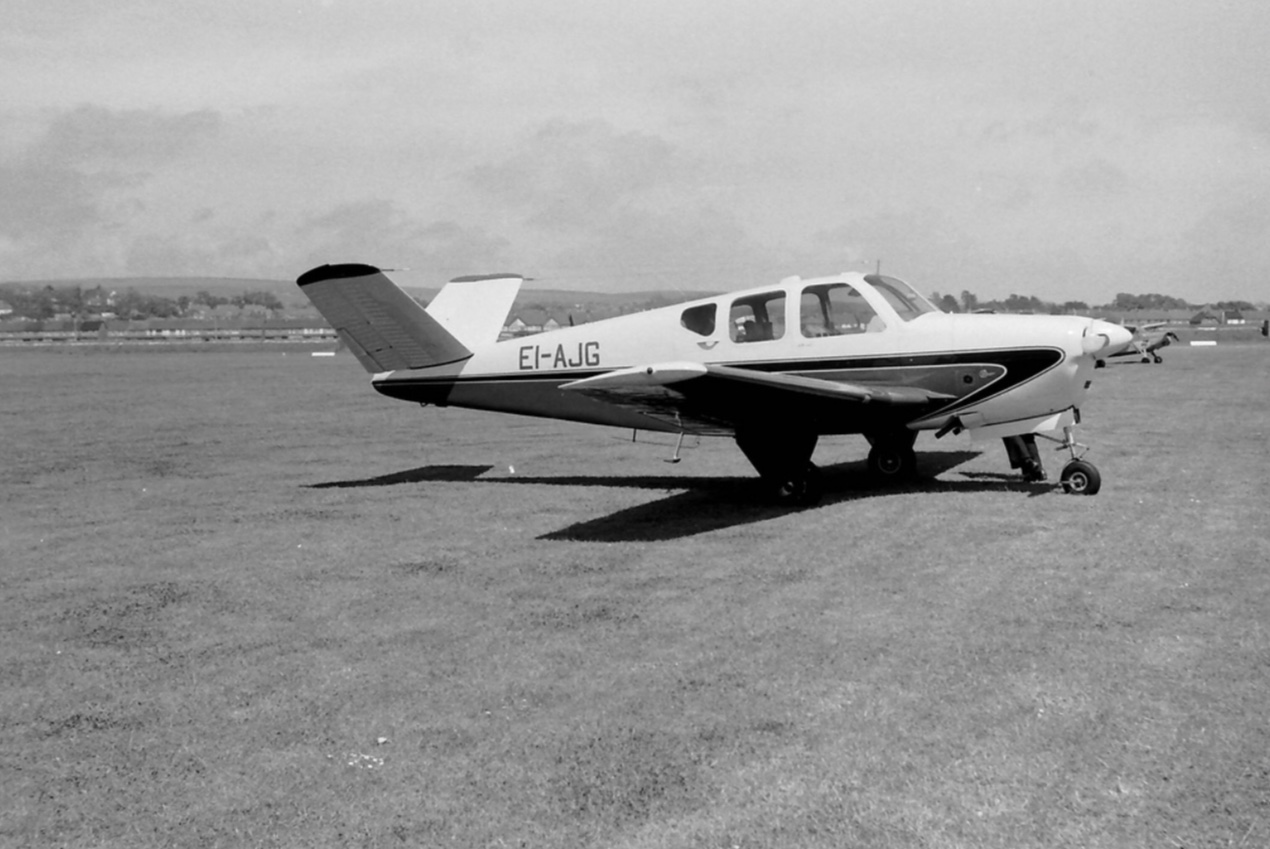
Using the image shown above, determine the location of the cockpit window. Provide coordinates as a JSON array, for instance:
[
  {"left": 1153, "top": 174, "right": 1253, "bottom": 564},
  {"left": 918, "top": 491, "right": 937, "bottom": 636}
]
[
  {"left": 865, "top": 274, "right": 937, "bottom": 322},
  {"left": 680, "top": 303, "right": 716, "bottom": 336},
  {"left": 729, "top": 291, "right": 785, "bottom": 343},
  {"left": 799, "top": 283, "right": 883, "bottom": 336}
]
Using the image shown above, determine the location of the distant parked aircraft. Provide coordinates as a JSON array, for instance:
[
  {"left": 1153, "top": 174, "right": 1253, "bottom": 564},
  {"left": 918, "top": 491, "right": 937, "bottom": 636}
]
[
  {"left": 297, "top": 264, "right": 1131, "bottom": 503},
  {"left": 1102, "top": 322, "right": 1180, "bottom": 364}
]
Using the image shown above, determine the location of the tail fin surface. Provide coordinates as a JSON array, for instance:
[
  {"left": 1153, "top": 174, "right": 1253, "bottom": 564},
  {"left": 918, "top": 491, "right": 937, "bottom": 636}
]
[
  {"left": 297, "top": 264, "right": 472, "bottom": 373},
  {"left": 426, "top": 273, "right": 523, "bottom": 350}
]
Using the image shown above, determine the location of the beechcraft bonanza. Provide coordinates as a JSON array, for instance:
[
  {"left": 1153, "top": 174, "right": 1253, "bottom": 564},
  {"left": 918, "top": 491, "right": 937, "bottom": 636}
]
[{"left": 296, "top": 264, "right": 1133, "bottom": 505}]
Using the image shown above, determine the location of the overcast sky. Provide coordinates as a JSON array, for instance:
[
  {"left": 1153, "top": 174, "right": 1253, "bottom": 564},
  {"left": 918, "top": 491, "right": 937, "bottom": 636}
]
[{"left": 4, "top": 0, "right": 1269, "bottom": 304}]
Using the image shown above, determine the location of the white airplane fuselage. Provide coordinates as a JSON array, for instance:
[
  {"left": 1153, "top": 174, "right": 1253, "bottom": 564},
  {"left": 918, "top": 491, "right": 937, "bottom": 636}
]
[{"left": 371, "top": 272, "right": 1127, "bottom": 442}]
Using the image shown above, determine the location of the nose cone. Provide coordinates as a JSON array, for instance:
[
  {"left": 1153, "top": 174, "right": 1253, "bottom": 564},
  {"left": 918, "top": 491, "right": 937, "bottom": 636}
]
[{"left": 1084, "top": 320, "right": 1133, "bottom": 357}]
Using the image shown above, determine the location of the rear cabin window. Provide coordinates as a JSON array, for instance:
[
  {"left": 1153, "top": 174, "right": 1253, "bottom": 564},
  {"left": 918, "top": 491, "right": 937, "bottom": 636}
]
[
  {"left": 680, "top": 304, "right": 716, "bottom": 336},
  {"left": 729, "top": 292, "right": 786, "bottom": 343},
  {"left": 799, "top": 283, "right": 884, "bottom": 335}
]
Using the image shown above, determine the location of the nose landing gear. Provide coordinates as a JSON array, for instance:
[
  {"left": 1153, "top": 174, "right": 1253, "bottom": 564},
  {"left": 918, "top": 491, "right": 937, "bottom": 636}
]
[
  {"left": 1036, "top": 423, "right": 1102, "bottom": 495},
  {"left": 1059, "top": 460, "right": 1101, "bottom": 495}
]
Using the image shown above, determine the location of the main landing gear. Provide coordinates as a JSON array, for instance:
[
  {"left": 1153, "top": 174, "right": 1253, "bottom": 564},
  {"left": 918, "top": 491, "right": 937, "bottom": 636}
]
[
  {"left": 1034, "top": 424, "right": 1102, "bottom": 496},
  {"left": 864, "top": 431, "right": 918, "bottom": 482},
  {"left": 735, "top": 427, "right": 921, "bottom": 507},
  {"left": 735, "top": 429, "right": 823, "bottom": 507}
]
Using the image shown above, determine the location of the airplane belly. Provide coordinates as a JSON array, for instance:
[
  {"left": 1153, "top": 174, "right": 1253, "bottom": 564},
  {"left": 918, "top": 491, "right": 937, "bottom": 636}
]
[{"left": 444, "top": 377, "right": 686, "bottom": 432}]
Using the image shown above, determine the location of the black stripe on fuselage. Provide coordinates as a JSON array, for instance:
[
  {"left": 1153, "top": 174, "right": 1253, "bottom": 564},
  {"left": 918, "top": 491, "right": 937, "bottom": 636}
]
[{"left": 373, "top": 347, "right": 1065, "bottom": 416}]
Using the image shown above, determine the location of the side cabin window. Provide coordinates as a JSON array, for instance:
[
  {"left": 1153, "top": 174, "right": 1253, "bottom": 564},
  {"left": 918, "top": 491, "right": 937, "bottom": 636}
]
[
  {"left": 865, "top": 274, "right": 937, "bottom": 322},
  {"left": 799, "top": 283, "right": 884, "bottom": 336},
  {"left": 729, "top": 291, "right": 785, "bottom": 343},
  {"left": 680, "top": 303, "right": 716, "bottom": 336}
]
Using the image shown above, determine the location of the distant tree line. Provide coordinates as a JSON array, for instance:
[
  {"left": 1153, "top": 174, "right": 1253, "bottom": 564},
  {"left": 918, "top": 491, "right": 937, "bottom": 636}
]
[
  {"left": 928, "top": 290, "right": 1258, "bottom": 315},
  {"left": 0, "top": 284, "right": 284, "bottom": 321},
  {"left": 1, "top": 280, "right": 1260, "bottom": 324}
]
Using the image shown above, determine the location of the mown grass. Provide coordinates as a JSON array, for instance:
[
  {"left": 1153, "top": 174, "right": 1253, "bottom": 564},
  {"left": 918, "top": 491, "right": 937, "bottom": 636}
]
[{"left": 3, "top": 342, "right": 1269, "bottom": 848}]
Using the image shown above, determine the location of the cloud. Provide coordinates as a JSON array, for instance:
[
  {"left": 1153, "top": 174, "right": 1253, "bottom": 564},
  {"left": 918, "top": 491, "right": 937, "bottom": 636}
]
[
  {"left": 466, "top": 120, "right": 696, "bottom": 229},
  {"left": 297, "top": 199, "right": 511, "bottom": 277},
  {"left": 0, "top": 105, "right": 221, "bottom": 275},
  {"left": 1177, "top": 189, "right": 1270, "bottom": 297},
  {"left": 5, "top": 2, "right": 1269, "bottom": 303},
  {"left": 123, "top": 229, "right": 276, "bottom": 278},
  {"left": 33, "top": 105, "right": 220, "bottom": 167},
  {"left": 456, "top": 119, "right": 786, "bottom": 287}
]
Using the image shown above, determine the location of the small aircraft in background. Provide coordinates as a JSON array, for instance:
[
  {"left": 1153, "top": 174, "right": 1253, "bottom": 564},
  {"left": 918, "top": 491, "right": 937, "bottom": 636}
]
[
  {"left": 1101, "top": 322, "right": 1180, "bottom": 364},
  {"left": 296, "top": 264, "right": 1132, "bottom": 504}
]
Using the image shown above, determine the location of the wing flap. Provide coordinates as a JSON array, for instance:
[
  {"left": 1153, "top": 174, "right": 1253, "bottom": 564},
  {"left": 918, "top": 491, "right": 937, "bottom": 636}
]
[
  {"left": 561, "top": 362, "right": 954, "bottom": 434},
  {"left": 560, "top": 362, "right": 731, "bottom": 433},
  {"left": 702, "top": 363, "right": 955, "bottom": 405}
]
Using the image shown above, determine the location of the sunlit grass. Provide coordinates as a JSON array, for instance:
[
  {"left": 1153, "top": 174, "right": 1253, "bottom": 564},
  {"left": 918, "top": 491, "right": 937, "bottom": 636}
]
[{"left": 3, "top": 343, "right": 1269, "bottom": 847}]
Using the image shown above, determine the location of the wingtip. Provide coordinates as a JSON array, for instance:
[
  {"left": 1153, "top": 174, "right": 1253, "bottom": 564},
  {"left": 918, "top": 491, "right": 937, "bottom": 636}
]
[
  {"left": 448, "top": 273, "right": 525, "bottom": 283},
  {"left": 297, "top": 263, "right": 383, "bottom": 287}
]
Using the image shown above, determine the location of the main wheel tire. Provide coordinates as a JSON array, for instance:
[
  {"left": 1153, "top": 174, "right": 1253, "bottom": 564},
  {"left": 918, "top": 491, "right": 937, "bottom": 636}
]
[
  {"left": 1060, "top": 460, "right": 1102, "bottom": 495},
  {"left": 868, "top": 445, "right": 917, "bottom": 480},
  {"left": 771, "top": 463, "right": 823, "bottom": 507}
]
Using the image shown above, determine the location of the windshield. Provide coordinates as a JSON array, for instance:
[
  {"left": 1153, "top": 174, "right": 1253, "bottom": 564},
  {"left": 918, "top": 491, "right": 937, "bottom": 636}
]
[{"left": 864, "top": 274, "right": 938, "bottom": 322}]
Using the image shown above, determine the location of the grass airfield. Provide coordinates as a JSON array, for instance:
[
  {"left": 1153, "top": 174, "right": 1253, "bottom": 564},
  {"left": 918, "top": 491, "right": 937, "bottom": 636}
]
[{"left": 3, "top": 342, "right": 1269, "bottom": 848}]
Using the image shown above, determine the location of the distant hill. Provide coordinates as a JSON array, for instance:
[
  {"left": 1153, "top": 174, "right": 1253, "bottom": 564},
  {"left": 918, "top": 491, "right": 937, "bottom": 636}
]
[
  {"left": 0, "top": 277, "right": 304, "bottom": 305},
  {"left": 0, "top": 276, "right": 722, "bottom": 317},
  {"left": 1, "top": 276, "right": 289, "bottom": 292}
]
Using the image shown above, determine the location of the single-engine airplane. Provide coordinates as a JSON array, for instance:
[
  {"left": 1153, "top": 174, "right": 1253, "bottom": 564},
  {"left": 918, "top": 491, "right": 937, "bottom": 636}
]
[
  {"left": 1101, "top": 322, "right": 1180, "bottom": 364},
  {"left": 296, "top": 264, "right": 1132, "bottom": 505}
]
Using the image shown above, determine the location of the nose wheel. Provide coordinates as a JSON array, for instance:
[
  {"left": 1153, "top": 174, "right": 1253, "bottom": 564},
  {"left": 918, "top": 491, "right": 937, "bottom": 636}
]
[
  {"left": 1059, "top": 459, "right": 1101, "bottom": 495},
  {"left": 1036, "top": 422, "right": 1102, "bottom": 496}
]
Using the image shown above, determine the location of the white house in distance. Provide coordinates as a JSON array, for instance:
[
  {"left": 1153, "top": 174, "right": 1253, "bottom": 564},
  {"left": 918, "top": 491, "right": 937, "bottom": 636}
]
[{"left": 502, "top": 309, "right": 566, "bottom": 337}]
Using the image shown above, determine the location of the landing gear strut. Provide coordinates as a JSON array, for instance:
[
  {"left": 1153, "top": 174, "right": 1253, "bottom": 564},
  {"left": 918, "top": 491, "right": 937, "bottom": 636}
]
[
  {"left": 735, "top": 428, "right": 823, "bottom": 506},
  {"left": 865, "top": 431, "right": 918, "bottom": 482},
  {"left": 1034, "top": 424, "right": 1102, "bottom": 496}
]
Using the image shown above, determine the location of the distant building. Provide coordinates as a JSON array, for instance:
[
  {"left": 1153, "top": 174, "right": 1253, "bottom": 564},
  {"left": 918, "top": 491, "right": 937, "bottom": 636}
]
[
  {"left": 1189, "top": 310, "right": 1220, "bottom": 326},
  {"left": 1102, "top": 308, "right": 1193, "bottom": 326},
  {"left": 503, "top": 308, "right": 568, "bottom": 336}
]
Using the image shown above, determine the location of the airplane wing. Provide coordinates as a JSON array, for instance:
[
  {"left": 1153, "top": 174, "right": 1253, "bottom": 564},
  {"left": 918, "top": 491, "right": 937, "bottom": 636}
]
[{"left": 561, "top": 362, "right": 955, "bottom": 434}]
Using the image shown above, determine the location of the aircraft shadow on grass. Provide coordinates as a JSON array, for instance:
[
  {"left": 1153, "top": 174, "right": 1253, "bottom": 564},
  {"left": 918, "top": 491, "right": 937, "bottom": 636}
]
[
  {"left": 306, "top": 450, "right": 1054, "bottom": 541},
  {"left": 308, "top": 464, "right": 497, "bottom": 487}
]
